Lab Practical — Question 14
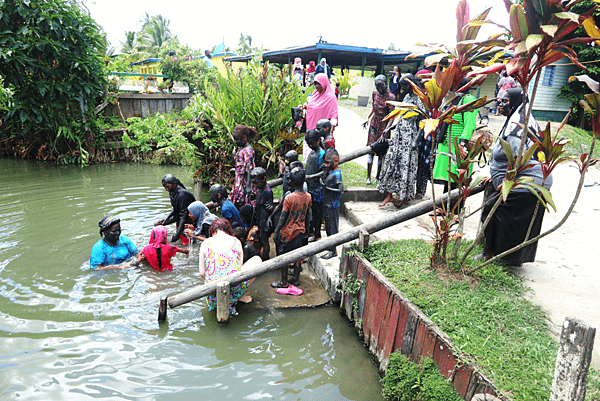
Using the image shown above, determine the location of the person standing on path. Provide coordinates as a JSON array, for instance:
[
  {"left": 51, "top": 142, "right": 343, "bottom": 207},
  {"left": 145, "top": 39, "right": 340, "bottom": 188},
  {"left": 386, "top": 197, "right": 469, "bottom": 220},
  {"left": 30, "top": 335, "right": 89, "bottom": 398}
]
[
  {"left": 299, "top": 73, "right": 338, "bottom": 161},
  {"left": 377, "top": 74, "right": 424, "bottom": 208},
  {"left": 364, "top": 74, "right": 395, "bottom": 185},
  {"left": 432, "top": 79, "right": 477, "bottom": 213}
]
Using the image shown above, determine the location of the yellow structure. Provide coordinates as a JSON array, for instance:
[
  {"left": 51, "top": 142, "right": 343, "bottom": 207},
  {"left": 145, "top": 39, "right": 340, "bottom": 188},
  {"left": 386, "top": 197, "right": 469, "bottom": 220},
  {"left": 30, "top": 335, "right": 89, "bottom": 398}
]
[
  {"left": 130, "top": 58, "right": 163, "bottom": 81},
  {"left": 130, "top": 53, "right": 247, "bottom": 79}
]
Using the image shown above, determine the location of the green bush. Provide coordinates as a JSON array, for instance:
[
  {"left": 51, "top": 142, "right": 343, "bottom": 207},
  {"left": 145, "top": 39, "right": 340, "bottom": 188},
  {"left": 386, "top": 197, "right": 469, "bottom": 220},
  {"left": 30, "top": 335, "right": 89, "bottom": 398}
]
[
  {"left": 332, "top": 69, "right": 359, "bottom": 97},
  {"left": 383, "top": 353, "right": 462, "bottom": 401},
  {"left": 122, "top": 111, "right": 198, "bottom": 165},
  {"left": 183, "top": 54, "right": 308, "bottom": 184},
  {"left": 0, "top": 0, "right": 105, "bottom": 163},
  {"left": 160, "top": 56, "right": 218, "bottom": 96}
]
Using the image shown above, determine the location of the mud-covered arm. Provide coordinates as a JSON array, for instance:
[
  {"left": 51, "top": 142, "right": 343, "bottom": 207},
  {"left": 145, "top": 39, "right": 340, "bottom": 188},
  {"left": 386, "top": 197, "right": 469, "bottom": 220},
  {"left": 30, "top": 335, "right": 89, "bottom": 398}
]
[{"left": 273, "top": 210, "right": 289, "bottom": 243}]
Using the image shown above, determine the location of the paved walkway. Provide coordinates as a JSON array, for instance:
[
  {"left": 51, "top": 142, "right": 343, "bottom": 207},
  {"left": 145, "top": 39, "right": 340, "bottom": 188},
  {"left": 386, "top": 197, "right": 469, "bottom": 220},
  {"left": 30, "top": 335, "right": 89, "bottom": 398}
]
[{"left": 334, "top": 103, "right": 600, "bottom": 368}]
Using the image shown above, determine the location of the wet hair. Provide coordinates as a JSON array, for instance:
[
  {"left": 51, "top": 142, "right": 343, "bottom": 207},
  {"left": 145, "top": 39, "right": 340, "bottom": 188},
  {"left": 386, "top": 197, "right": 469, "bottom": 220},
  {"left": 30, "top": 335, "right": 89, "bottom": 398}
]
[
  {"left": 305, "top": 129, "right": 320, "bottom": 146},
  {"left": 239, "top": 204, "right": 254, "bottom": 226},
  {"left": 316, "top": 119, "right": 332, "bottom": 131},
  {"left": 208, "top": 218, "right": 232, "bottom": 237},
  {"left": 289, "top": 166, "right": 305, "bottom": 188},
  {"left": 290, "top": 160, "right": 304, "bottom": 170},
  {"left": 209, "top": 184, "right": 228, "bottom": 201},
  {"left": 324, "top": 148, "right": 339, "bottom": 161},
  {"left": 161, "top": 174, "right": 185, "bottom": 189},
  {"left": 284, "top": 149, "right": 299, "bottom": 164},
  {"left": 232, "top": 226, "right": 248, "bottom": 243},
  {"left": 250, "top": 167, "right": 267, "bottom": 182},
  {"left": 232, "top": 125, "right": 257, "bottom": 140},
  {"left": 98, "top": 215, "right": 120, "bottom": 236}
]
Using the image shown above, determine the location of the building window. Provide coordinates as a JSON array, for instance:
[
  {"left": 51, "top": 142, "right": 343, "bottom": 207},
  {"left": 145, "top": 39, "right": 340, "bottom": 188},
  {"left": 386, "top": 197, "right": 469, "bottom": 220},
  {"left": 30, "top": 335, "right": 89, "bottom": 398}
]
[{"left": 542, "top": 65, "right": 556, "bottom": 86}]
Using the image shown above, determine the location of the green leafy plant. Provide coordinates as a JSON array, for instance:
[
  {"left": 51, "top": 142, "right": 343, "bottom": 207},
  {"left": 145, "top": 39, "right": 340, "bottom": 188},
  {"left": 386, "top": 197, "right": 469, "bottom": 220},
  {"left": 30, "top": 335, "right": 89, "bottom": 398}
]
[
  {"left": 0, "top": 0, "right": 106, "bottom": 164},
  {"left": 387, "top": 0, "right": 600, "bottom": 270},
  {"left": 122, "top": 112, "right": 198, "bottom": 165},
  {"left": 332, "top": 70, "right": 359, "bottom": 97},
  {"left": 382, "top": 354, "right": 462, "bottom": 401},
  {"left": 160, "top": 56, "right": 218, "bottom": 96},
  {"left": 183, "top": 53, "right": 307, "bottom": 184}
]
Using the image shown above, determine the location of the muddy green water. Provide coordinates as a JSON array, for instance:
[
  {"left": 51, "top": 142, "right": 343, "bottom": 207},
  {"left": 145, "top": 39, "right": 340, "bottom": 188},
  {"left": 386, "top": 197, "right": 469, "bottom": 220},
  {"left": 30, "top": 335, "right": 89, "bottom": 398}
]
[{"left": 0, "top": 158, "right": 383, "bottom": 400}]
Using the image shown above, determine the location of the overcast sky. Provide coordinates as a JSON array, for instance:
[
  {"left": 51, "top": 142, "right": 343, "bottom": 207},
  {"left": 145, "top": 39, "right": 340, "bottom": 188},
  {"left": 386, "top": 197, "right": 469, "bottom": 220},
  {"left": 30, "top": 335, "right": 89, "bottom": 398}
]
[{"left": 88, "top": 0, "right": 510, "bottom": 55}]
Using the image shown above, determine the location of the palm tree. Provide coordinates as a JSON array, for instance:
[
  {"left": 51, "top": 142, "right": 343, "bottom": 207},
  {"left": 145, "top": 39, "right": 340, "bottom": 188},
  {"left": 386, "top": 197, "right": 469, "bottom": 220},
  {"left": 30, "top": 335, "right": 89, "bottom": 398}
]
[
  {"left": 236, "top": 34, "right": 253, "bottom": 55},
  {"left": 121, "top": 31, "right": 136, "bottom": 53},
  {"left": 136, "top": 14, "right": 173, "bottom": 56}
]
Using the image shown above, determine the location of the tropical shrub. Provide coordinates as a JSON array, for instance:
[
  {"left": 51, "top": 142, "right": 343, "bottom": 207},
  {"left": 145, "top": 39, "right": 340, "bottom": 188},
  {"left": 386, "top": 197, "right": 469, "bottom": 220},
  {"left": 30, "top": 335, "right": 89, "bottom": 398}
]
[
  {"left": 183, "top": 54, "right": 308, "bottom": 184},
  {"left": 332, "top": 70, "right": 359, "bottom": 97},
  {"left": 122, "top": 111, "right": 198, "bottom": 165},
  {"left": 0, "top": 0, "right": 105, "bottom": 163},
  {"left": 160, "top": 56, "right": 219, "bottom": 96}
]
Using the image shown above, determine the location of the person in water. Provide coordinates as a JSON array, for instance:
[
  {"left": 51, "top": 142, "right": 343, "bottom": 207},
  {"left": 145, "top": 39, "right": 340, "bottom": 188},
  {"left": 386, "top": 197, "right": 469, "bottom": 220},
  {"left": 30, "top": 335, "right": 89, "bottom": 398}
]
[
  {"left": 155, "top": 174, "right": 195, "bottom": 243},
  {"left": 90, "top": 215, "right": 139, "bottom": 269},
  {"left": 139, "top": 225, "right": 189, "bottom": 271}
]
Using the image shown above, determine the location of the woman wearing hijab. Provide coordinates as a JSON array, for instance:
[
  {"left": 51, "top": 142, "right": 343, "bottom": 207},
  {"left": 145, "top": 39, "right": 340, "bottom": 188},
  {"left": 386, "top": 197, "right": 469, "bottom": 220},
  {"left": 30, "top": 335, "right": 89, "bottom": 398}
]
[
  {"left": 300, "top": 73, "right": 338, "bottom": 160},
  {"left": 292, "top": 57, "right": 304, "bottom": 85},
  {"left": 140, "top": 225, "right": 189, "bottom": 271},
  {"left": 90, "top": 216, "right": 139, "bottom": 269},
  {"left": 184, "top": 201, "right": 219, "bottom": 242},
  {"left": 432, "top": 78, "right": 478, "bottom": 212},
  {"left": 305, "top": 60, "right": 316, "bottom": 86},
  {"left": 478, "top": 87, "right": 553, "bottom": 265},
  {"left": 365, "top": 75, "right": 395, "bottom": 185},
  {"left": 315, "top": 58, "right": 331, "bottom": 79}
]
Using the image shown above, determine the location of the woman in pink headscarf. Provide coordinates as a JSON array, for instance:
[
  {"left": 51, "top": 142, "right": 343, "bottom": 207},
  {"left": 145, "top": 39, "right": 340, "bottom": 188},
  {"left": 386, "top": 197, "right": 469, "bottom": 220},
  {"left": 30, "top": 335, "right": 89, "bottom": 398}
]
[
  {"left": 300, "top": 73, "right": 338, "bottom": 160},
  {"left": 139, "top": 225, "right": 189, "bottom": 271},
  {"left": 292, "top": 57, "right": 304, "bottom": 84}
]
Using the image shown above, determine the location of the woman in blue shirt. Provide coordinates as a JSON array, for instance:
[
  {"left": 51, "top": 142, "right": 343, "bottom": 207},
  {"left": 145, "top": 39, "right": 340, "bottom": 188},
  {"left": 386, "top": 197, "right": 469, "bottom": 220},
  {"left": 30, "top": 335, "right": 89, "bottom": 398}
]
[{"left": 90, "top": 216, "right": 139, "bottom": 269}]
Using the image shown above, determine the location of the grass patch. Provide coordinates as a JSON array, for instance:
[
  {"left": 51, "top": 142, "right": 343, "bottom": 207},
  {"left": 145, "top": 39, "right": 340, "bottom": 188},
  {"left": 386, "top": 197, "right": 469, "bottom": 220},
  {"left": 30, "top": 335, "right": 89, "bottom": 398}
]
[
  {"left": 361, "top": 239, "right": 600, "bottom": 400},
  {"left": 338, "top": 97, "right": 371, "bottom": 120},
  {"left": 271, "top": 160, "right": 369, "bottom": 200},
  {"left": 559, "top": 124, "right": 600, "bottom": 160}
]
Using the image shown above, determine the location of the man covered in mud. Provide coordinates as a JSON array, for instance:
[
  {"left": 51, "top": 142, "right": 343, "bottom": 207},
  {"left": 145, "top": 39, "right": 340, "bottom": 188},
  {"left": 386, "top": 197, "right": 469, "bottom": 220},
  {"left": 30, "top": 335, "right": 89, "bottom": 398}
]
[{"left": 155, "top": 174, "right": 195, "bottom": 243}]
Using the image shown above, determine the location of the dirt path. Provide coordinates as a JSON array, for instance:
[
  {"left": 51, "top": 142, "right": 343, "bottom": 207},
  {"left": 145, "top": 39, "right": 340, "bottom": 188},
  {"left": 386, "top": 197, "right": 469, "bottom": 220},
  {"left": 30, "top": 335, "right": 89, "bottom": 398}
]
[{"left": 336, "top": 103, "right": 600, "bottom": 367}]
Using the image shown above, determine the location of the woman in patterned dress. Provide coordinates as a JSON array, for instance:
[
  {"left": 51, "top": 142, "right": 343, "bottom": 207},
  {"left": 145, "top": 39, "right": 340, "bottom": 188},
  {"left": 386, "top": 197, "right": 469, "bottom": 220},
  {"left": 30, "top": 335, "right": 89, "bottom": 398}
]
[
  {"left": 229, "top": 125, "right": 257, "bottom": 208},
  {"left": 377, "top": 74, "right": 424, "bottom": 207},
  {"left": 198, "top": 219, "right": 261, "bottom": 311},
  {"left": 365, "top": 75, "right": 395, "bottom": 185}
]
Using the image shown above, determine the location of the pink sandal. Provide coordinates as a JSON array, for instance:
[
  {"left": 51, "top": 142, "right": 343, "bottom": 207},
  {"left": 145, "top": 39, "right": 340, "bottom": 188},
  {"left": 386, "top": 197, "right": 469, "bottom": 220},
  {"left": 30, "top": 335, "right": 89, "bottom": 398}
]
[{"left": 276, "top": 285, "right": 303, "bottom": 296}]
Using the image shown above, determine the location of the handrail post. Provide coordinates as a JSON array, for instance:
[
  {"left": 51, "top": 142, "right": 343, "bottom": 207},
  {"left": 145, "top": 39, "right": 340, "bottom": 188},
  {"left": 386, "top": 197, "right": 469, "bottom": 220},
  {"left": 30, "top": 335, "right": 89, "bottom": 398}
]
[
  {"left": 216, "top": 282, "right": 230, "bottom": 324},
  {"left": 158, "top": 296, "right": 168, "bottom": 322}
]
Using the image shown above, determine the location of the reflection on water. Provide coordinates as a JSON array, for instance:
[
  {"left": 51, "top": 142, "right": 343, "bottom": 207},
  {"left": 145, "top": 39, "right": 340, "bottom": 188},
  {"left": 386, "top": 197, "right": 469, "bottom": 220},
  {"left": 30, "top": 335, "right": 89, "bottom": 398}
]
[{"left": 0, "top": 158, "right": 382, "bottom": 400}]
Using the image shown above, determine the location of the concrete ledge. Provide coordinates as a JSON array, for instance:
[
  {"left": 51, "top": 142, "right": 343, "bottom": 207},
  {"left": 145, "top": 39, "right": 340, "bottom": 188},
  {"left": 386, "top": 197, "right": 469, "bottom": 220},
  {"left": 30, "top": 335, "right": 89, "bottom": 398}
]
[
  {"left": 341, "top": 187, "right": 385, "bottom": 204},
  {"left": 308, "top": 253, "right": 342, "bottom": 304}
]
